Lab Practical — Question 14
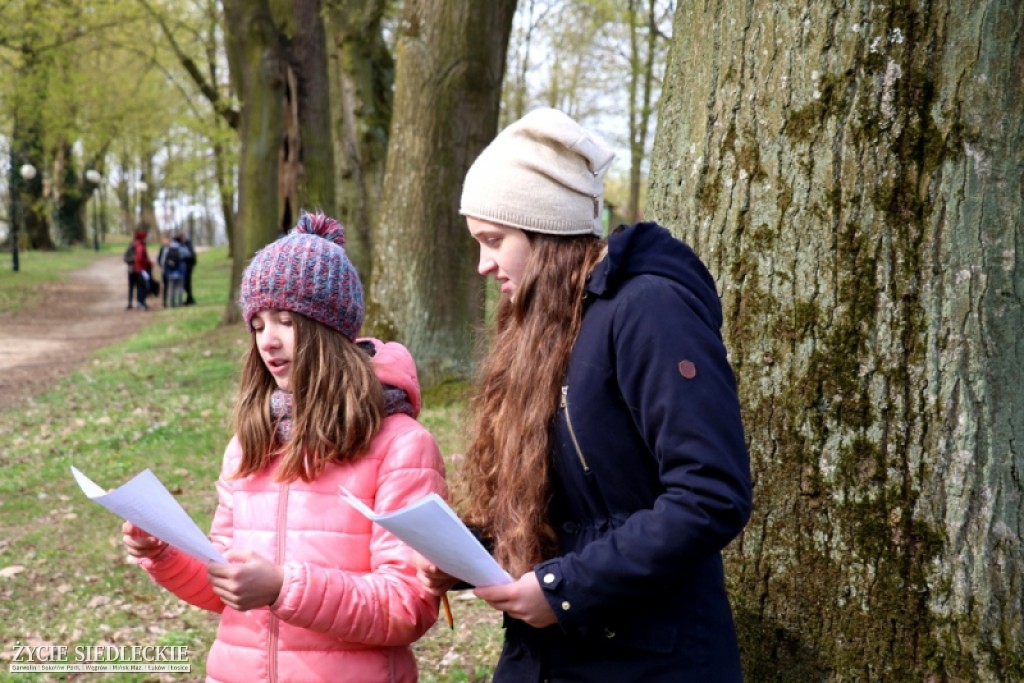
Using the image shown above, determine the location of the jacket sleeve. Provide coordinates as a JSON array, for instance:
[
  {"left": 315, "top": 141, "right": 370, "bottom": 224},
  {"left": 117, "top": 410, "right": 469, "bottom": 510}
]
[
  {"left": 137, "top": 439, "right": 240, "bottom": 613},
  {"left": 269, "top": 424, "right": 447, "bottom": 646},
  {"left": 537, "top": 276, "right": 752, "bottom": 630}
]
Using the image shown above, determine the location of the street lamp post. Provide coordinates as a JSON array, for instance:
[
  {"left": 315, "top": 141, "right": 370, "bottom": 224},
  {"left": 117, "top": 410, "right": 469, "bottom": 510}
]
[
  {"left": 85, "top": 169, "right": 102, "bottom": 251},
  {"left": 13, "top": 163, "right": 37, "bottom": 273}
]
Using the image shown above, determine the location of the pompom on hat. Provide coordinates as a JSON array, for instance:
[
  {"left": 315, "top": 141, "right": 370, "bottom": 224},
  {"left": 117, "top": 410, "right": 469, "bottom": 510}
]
[
  {"left": 460, "top": 107, "right": 616, "bottom": 236},
  {"left": 240, "top": 212, "right": 364, "bottom": 340}
]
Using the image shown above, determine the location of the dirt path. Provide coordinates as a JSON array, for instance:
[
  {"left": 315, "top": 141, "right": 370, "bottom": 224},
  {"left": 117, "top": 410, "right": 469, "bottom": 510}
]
[{"left": 0, "top": 255, "right": 153, "bottom": 411}]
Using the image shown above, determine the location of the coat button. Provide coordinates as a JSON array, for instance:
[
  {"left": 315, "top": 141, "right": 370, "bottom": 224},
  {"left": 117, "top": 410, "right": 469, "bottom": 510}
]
[
  {"left": 604, "top": 628, "right": 616, "bottom": 639},
  {"left": 561, "top": 601, "right": 571, "bottom": 611},
  {"left": 543, "top": 573, "right": 556, "bottom": 584}
]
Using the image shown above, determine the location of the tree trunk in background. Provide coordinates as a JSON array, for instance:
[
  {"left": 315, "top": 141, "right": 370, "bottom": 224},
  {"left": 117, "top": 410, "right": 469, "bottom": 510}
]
[
  {"left": 647, "top": 1, "right": 1023, "bottom": 680},
  {"left": 284, "top": 0, "right": 336, "bottom": 226},
  {"left": 222, "top": 0, "right": 287, "bottom": 324},
  {"left": 8, "top": 113, "right": 50, "bottom": 251},
  {"left": 53, "top": 143, "right": 86, "bottom": 245},
  {"left": 10, "top": 41, "right": 55, "bottom": 251},
  {"left": 138, "top": 156, "right": 158, "bottom": 233},
  {"left": 325, "top": 0, "right": 394, "bottom": 284},
  {"left": 367, "top": 0, "right": 517, "bottom": 384},
  {"left": 625, "top": 0, "right": 663, "bottom": 223}
]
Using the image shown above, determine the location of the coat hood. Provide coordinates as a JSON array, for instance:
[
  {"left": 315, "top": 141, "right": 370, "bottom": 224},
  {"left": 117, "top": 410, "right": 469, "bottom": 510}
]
[
  {"left": 587, "top": 222, "right": 723, "bottom": 331},
  {"left": 357, "top": 337, "right": 422, "bottom": 417}
]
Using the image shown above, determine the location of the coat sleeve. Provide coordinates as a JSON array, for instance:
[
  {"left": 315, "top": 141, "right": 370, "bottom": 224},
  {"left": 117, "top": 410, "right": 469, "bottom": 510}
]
[
  {"left": 137, "top": 438, "right": 240, "bottom": 613},
  {"left": 269, "top": 424, "right": 447, "bottom": 646},
  {"left": 537, "top": 276, "right": 752, "bottom": 631}
]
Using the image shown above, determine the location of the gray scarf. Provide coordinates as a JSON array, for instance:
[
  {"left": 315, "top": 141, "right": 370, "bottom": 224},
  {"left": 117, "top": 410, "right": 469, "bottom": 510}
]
[{"left": 270, "top": 385, "right": 414, "bottom": 443}]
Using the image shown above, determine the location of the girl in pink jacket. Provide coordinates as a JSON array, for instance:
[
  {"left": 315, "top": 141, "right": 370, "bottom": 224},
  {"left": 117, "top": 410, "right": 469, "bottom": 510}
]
[{"left": 122, "top": 212, "right": 447, "bottom": 682}]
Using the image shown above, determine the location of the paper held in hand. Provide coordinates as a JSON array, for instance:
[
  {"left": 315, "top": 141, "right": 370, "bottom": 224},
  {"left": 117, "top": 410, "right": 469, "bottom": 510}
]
[
  {"left": 71, "top": 466, "right": 226, "bottom": 564},
  {"left": 338, "top": 485, "right": 512, "bottom": 588}
]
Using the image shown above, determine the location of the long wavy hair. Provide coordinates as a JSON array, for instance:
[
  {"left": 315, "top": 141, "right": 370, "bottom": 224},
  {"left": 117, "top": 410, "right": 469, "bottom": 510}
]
[
  {"left": 233, "top": 313, "right": 384, "bottom": 482},
  {"left": 459, "top": 232, "right": 605, "bottom": 577}
]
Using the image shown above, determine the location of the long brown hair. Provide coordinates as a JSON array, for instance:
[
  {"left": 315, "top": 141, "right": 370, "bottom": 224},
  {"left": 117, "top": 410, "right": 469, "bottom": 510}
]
[
  {"left": 459, "top": 232, "right": 604, "bottom": 577},
  {"left": 233, "top": 313, "right": 384, "bottom": 482}
]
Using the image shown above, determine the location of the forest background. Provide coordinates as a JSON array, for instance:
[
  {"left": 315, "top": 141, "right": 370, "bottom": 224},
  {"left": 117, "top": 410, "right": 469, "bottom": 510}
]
[{"left": 2, "top": 0, "right": 1022, "bottom": 681}]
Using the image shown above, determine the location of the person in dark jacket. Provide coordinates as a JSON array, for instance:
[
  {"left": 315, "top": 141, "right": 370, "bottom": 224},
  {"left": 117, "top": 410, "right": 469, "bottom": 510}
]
[
  {"left": 415, "top": 108, "right": 753, "bottom": 682},
  {"left": 126, "top": 228, "right": 152, "bottom": 311},
  {"left": 156, "top": 233, "right": 171, "bottom": 307},
  {"left": 182, "top": 234, "right": 197, "bottom": 305}
]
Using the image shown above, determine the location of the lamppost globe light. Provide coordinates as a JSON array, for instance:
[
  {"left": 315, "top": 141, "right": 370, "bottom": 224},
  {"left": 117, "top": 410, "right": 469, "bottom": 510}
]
[
  {"left": 85, "top": 169, "right": 102, "bottom": 184},
  {"left": 13, "top": 164, "right": 36, "bottom": 272}
]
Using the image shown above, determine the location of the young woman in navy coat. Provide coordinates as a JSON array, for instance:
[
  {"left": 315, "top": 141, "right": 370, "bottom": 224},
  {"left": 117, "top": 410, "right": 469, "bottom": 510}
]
[{"left": 417, "top": 108, "right": 753, "bottom": 682}]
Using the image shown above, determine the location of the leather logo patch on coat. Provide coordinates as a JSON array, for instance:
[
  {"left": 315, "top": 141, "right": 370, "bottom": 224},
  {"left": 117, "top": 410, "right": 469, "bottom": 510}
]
[{"left": 678, "top": 360, "right": 697, "bottom": 379}]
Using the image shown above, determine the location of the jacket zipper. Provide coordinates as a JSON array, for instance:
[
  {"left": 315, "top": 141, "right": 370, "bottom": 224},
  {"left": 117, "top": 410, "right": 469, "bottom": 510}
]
[
  {"left": 561, "top": 385, "right": 590, "bottom": 472},
  {"left": 268, "top": 483, "right": 289, "bottom": 683}
]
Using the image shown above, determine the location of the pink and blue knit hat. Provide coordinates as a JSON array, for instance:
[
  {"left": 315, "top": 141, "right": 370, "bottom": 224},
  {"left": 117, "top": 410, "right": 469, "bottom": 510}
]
[{"left": 240, "top": 212, "right": 364, "bottom": 340}]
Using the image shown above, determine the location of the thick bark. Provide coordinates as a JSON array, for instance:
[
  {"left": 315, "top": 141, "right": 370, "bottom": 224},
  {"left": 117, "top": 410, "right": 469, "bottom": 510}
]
[
  {"left": 367, "top": 0, "right": 517, "bottom": 384},
  {"left": 325, "top": 0, "right": 394, "bottom": 282},
  {"left": 286, "top": 0, "right": 336, "bottom": 224},
  {"left": 222, "top": 0, "right": 287, "bottom": 324},
  {"left": 648, "top": 0, "right": 1023, "bottom": 679}
]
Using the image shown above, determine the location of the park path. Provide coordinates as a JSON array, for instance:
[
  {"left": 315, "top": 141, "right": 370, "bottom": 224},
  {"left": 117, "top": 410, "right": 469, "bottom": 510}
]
[{"left": 0, "top": 255, "right": 151, "bottom": 411}]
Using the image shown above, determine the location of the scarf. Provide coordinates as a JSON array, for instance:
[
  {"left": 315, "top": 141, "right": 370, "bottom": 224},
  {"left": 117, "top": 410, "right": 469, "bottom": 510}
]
[{"left": 270, "top": 386, "right": 415, "bottom": 444}]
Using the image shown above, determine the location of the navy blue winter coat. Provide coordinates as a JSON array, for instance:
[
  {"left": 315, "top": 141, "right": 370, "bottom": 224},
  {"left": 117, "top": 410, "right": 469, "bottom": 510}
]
[{"left": 493, "top": 223, "right": 753, "bottom": 682}]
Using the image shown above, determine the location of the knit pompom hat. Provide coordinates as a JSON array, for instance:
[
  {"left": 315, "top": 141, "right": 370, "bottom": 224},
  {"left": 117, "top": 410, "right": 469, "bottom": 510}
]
[
  {"left": 460, "top": 108, "right": 616, "bottom": 236},
  {"left": 240, "top": 212, "right": 364, "bottom": 340}
]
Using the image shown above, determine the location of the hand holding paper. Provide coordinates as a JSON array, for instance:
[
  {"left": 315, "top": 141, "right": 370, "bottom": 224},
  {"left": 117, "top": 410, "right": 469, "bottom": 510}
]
[
  {"left": 71, "top": 466, "right": 225, "bottom": 564},
  {"left": 338, "top": 485, "right": 511, "bottom": 588}
]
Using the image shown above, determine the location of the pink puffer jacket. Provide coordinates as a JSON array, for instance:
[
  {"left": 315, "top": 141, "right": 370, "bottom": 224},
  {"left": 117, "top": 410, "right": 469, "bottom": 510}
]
[{"left": 139, "top": 339, "right": 446, "bottom": 682}]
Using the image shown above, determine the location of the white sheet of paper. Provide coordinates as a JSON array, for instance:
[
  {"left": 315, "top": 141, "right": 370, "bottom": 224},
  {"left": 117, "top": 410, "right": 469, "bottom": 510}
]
[
  {"left": 338, "top": 485, "right": 511, "bottom": 587},
  {"left": 71, "top": 466, "right": 226, "bottom": 564}
]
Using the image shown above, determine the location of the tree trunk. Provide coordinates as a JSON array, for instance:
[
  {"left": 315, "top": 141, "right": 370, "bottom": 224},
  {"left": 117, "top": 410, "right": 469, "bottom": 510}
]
[
  {"left": 325, "top": 0, "right": 394, "bottom": 283},
  {"left": 10, "top": 44, "right": 55, "bottom": 251},
  {"left": 647, "top": 0, "right": 1023, "bottom": 680},
  {"left": 53, "top": 144, "right": 87, "bottom": 245},
  {"left": 222, "top": 0, "right": 288, "bottom": 324},
  {"left": 289, "top": 0, "right": 336, "bottom": 221},
  {"left": 367, "top": 0, "right": 517, "bottom": 385},
  {"left": 625, "top": 0, "right": 659, "bottom": 223}
]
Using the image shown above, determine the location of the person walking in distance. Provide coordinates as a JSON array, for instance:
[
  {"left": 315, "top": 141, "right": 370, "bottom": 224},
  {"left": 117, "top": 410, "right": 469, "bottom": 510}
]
[
  {"left": 155, "top": 234, "right": 171, "bottom": 308},
  {"left": 415, "top": 109, "right": 753, "bottom": 682},
  {"left": 126, "top": 228, "right": 151, "bottom": 311},
  {"left": 182, "top": 233, "right": 197, "bottom": 305},
  {"left": 159, "top": 234, "right": 187, "bottom": 307}
]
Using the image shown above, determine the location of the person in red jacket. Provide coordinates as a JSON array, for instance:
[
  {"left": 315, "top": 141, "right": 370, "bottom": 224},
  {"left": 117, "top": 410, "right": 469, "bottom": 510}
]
[
  {"left": 416, "top": 109, "right": 752, "bottom": 682},
  {"left": 122, "top": 212, "right": 446, "bottom": 682},
  {"left": 126, "top": 228, "right": 152, "bottom": 311}
]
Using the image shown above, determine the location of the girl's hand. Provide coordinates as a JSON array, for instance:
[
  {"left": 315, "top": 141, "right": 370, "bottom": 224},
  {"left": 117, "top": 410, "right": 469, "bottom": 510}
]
[
  {"left": 121, "top": 521, "right": 168, "bottom": 559},
  {"left": 206, "top": 550, "right": 284, "bottom": 612},
  {"left": 412, "top": 552, "right": 459, "bottom": 596},
  {"left": 474, "top": 572, "right": 556, "bottom": 628}
]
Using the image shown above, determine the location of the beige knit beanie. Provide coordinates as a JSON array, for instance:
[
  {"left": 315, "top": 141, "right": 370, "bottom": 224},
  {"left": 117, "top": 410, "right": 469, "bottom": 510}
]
[{"left": 460, "top": 108, "right": 616, "bottom": 236}]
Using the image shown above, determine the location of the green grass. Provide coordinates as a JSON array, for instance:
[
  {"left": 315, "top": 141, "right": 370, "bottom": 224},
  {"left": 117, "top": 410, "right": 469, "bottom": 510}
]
[
  {"left": 0, "top": 242, "right": 124, "bottom": 315},
  {"left": 0, "top": 245, "right": 502, "bottom": 682}
]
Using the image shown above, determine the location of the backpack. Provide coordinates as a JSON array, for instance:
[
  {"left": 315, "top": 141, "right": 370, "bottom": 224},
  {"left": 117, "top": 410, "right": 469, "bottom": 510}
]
[
  {"left": 123, "top": 244, "right": 135, "bottom": 266},
  {"left": 163, "top": 243, "right": 181, "bottom": 271}
]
